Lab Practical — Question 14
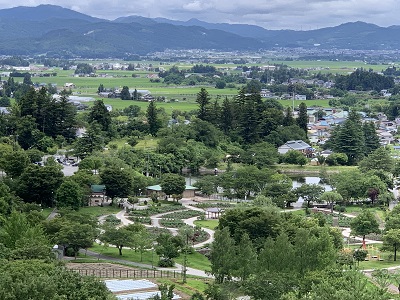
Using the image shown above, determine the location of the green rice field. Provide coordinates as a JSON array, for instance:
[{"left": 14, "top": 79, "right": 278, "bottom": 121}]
[{"left": 12, "top": 59, "right": 397, "bottom": 112}]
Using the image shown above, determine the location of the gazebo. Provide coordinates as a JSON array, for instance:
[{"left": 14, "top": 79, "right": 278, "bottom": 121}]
[{"left": 206, "top": 207, "right": 224, "bottom": 219}]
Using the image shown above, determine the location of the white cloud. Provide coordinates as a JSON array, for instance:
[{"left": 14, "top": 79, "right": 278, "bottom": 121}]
[{"left": 0, "top": 0, "right": 398, "bottom": 29}]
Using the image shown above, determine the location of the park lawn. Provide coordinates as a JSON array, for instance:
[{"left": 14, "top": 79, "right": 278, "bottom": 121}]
[
  {"left": 357, "top": 258, "right": 400, "bottom": 270},
  {"left": 345, "top": 244, "right": 400, "bottom": 270},
  {"left": 79, "top": 206, "right": 121, "bottom": 217},
  {"left": 134, "top": 136, "right": 159, "bottom": 151},
  {"left": 89, "top": 243, "right": 157, "bottom": 266},
  {"left": 342, "top": 206, "right": 388, "bottom": 223},
  {"left": 157, "top": 278, "right": 209, "bottom": 296},
  {"left": 89, "top": 243, "right": 211, "bottom": 272},
  {"left": 283, "top": 209, "right": 305, "bottom": 216},
  {"left": 175, "top": 251, "right": 211, "bottom": 272},
  {"left": 107, "top": 138, "right": 129, "bottom": 149},
  {"left": 41, "top": 207, "right": 54, "bottom": 218},
  {"left": 194, "top": 220, "right": 219, "bottom": 230}
]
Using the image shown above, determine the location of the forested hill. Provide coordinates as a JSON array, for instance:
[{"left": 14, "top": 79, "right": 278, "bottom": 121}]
[{"left": 1, "top": 5, "right": 400, "bottom": 57}]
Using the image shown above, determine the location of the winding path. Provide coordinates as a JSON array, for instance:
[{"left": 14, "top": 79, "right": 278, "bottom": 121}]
[{"left": 116, "top": 204, "right": 215, "bottom": 246}]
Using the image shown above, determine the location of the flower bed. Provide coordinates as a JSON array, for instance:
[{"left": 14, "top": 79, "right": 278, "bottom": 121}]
[
  {"left": 315, "top": 213, "right": 353, "bottom": 227},
  {"left": 146, "top": 227, "right": 171, "bottom": 239},
  {"left": 161, "top": 210, "right": 205, "bottom": 219},
  {"left": 129, "top": 205, "right": 184, "bottom": 217},
  {"left": 103, "top": 215, "right": 121, "bottom": 226},
  {"left": 159, "top": 218, "right": 186, "bottom": 228},
  {"left": 192, "top": 202, "right": 235, "bottom": 209},
  {"left": 128, "top": 216, "right": 152, "bottom": 225}
]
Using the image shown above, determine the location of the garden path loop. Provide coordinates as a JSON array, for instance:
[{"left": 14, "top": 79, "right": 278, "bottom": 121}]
[{"left": 115, "top": 203, "right": 215, "bottom": 246}]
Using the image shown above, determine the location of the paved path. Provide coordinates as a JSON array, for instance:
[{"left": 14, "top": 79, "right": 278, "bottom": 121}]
[
  {"left": 46, "top": 208, "right": 58, "bottom": 220},
  {"left": 363, "top": 269, "right": 400, "bottom": 294}
]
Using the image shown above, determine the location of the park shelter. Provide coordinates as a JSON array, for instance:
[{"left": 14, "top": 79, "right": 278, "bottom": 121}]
[
  {"left": 146, "top": 184, "right": 198, "bottom": 198},
  {"left": 206, "top": 207, "right": 224, "bottom": 219},
  {"left": 89, "top": 184, "right": 106, "bottom": 206}
]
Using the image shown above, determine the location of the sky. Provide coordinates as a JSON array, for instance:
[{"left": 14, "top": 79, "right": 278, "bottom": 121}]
[{"left": 3, "top": 0, "right": 400, "bottom": 30}]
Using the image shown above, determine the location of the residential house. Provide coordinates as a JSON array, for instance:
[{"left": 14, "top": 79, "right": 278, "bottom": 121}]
[
  {"left": 377, "top": 131, "right": 394, "bottom": 145},
  {"left": 278, "top": 140, "right": 313, "bottom": 156},
  {"left": 295, "top": 94, "right": 307, "bottom": 100}
]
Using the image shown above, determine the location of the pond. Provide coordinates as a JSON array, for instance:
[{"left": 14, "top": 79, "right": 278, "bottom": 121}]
[{"left": 291, "top": 176, "right": 332, "bottom": 207}]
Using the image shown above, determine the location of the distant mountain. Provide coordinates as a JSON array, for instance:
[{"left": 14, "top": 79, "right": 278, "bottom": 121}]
[
  {"left": 0, "top": 5, "right": 399, "bottom": 57},
  {"left": 0, "top": 4, "right": 102, "bottom": 22}
]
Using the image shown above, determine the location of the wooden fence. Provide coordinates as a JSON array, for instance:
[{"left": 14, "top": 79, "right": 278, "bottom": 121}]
[{"left": 70, "top": 268, "right": 182, "bottom": 279}]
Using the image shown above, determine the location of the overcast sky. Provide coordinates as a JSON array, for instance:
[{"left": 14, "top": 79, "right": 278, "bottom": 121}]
[{"left": 4, "top": 1, "right": 400, "bottom": 30}]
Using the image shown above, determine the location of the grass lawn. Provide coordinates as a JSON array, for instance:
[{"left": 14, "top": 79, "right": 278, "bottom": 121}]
[
  {"left": 175, "top": 251, "right": 211, "bottom": 272},
  {"left": 41, "top": 207, "right": 54, "bottom": 218},
  {"left": 89, "top": 243, "right": 211, "bottom": 271},
  {"left": 194, "top": 220, "right": 219, "bottom": 230},
  {"left": 345, "top": 244, "right": 400, "bottom": 270},
  {"left": 156, "top": 278, "right": 209, "bottom": 296},
  {"left": 283, "top": 209, "right": 305, "bottom": 216},
  {"left": 341, "top": 206, "right": 388, "bottom": 224},
  {"left": 358, "top": 259, "right": 400, "bottom": 270},
  {"left": 79, "top": 206, "right": 122, "bottom": 217},
  {"left": 89, "top": 243, "right": 157, "bottom": 266},
  {"left": 134, "top": 136, "right": 159, "bottom": 151}
]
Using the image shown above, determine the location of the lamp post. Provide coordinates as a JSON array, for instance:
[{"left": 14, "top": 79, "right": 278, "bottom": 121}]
[{"left": 182, "top": 232, "right": 190, "bottom": 283}]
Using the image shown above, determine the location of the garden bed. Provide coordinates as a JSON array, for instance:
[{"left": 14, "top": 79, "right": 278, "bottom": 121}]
[
  {"left": 161, "top": 210, "right": 205, "bottom": 219},
  {"left": 128, "top": 204, "right": 185, "bottom": 217},
  {"left": 129, "top": 216, "right": 152, "bottom": 225},
  {"left": 159, "top": 218, "right": 186, "bottom": 228}
]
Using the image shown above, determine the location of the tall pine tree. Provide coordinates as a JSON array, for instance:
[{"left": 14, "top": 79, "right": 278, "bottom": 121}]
[
  {"left": 220, "top": 97, "right": 234, "bottom": 135},
  {"left": 331, "top": 110, "right": 365, "bottom": 165},
  {"left": 282, "top": 107, "right": 295, "bottom": 126},
  {"left": 363, "top": 121, "right": 380, "bottom": 155},
  {"left": 146, "top": 100, "right": 162, "bottom": 136},
  {"left": 196, "top": 88, "right": 211, "bottom": 121},
  {"left": 296, "top": 102, "right": 308, "bottom": 134}
]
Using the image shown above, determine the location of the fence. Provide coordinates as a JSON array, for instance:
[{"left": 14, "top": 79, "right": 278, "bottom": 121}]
[{"left": 70, "top": 268, "right": 182, "bottom": 279}]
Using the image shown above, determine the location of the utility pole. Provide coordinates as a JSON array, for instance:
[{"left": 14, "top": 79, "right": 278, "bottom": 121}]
[{"left": 146, "top": 152, "right": 149, "bottom": 177}]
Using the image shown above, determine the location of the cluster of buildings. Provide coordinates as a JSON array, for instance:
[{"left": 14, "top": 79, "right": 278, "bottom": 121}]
[{"left": 277, "top": 108, "right": 400, "bottom": 161}]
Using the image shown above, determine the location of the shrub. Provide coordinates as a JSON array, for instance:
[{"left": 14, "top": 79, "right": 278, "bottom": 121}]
[
  {"left": 158, "top": 258, "right": 174, "bottom": 267},
  {"left": 104, "top": 215, "right": 121, "bottom": 226},
  {"left": 325, "top": 153, "right": 348, "bottom": 166}
]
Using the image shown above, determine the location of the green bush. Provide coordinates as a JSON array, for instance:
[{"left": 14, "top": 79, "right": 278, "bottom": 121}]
[{"left": 158, "top": 258, "right": 174, "bottom": 267}]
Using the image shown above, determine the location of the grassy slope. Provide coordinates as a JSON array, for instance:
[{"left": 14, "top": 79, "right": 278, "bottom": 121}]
[{"left": 89, "top": 243, "right": 211, "bottom": 271}]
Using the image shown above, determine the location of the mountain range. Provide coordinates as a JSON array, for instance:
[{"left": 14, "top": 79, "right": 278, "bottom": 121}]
[{"left": 0, "top": 4, "right": 399, "bottom": 57}]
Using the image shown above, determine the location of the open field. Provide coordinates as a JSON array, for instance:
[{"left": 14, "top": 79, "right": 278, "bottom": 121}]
[{"left": 271, "top": 60, "right": 394, "bottom": 74}]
